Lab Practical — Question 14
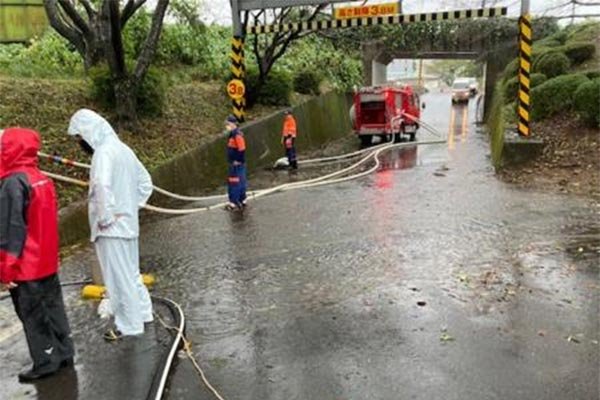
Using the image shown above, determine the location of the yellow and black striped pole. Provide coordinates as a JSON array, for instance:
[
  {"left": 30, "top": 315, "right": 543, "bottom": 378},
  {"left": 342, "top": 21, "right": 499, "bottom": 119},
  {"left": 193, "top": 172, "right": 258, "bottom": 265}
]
[
  {"left": 229, "top": 36, "right": 246, "bottom": 122},
  {"left": 518, "top": 14, "right": 532, "bottom": 136}
]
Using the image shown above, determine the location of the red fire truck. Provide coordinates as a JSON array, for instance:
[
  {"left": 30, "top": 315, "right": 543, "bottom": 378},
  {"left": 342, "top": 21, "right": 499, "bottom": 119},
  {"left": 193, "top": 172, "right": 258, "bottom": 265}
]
[{"left": 350, "top": 85, "right": 423, "bottom": 146}]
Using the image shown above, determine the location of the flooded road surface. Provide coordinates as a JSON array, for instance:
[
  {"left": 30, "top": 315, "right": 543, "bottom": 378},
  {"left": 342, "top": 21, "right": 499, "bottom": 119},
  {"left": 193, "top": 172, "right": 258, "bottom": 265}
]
[
  {"left": 155, "top": 92, "right": 599, "bottom": 400},
  {"left": 1, "top": 92, "right": 598, "bottom": 400}
]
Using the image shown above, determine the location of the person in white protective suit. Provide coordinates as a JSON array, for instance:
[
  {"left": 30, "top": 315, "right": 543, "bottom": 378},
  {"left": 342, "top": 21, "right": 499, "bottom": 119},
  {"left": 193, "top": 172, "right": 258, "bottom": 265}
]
[{"left": 67, "top": 109, "right": 154, "bottom": 341}]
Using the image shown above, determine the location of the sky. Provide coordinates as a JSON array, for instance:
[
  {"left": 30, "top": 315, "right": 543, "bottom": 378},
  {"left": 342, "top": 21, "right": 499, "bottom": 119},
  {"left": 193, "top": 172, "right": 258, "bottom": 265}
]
[{"left": 197, "top": 0, "right": 600, "bottom": 25}]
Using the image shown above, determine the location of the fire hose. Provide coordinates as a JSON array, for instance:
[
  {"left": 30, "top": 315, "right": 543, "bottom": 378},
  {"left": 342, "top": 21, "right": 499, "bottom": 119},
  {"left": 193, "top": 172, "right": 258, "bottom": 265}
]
[
  {"left": 40, "top": 114, "right": 445, "bottom": 215},
  {"left": 39, "top": 113, "right": 441, "bottom": 204}
]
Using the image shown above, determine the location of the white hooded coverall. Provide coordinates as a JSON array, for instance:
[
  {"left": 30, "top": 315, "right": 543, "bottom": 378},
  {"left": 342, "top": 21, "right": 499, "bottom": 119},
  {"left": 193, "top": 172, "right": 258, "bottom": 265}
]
[{"left": 68, "top": 109, "right": 153, "bottom": 336}]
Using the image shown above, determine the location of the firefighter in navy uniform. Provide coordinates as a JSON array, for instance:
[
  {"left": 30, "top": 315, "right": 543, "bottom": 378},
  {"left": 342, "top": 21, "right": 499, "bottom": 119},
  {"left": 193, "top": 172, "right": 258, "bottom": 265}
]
[
  {"left": 0, "top": 128, "right": 75, "bottom": 382},
  {"left": 225, "top": 116, "right": 247, "bottom": 210}
]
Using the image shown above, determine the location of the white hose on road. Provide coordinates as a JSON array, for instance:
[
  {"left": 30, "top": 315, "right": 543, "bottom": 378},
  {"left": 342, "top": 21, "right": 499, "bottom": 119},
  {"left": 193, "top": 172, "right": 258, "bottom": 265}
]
[
  {"left": 42, "top": 137, "right": 445, "bottom": 215},
  {"left": 41, "top": 113, "right": 445, "bottom": 213}
]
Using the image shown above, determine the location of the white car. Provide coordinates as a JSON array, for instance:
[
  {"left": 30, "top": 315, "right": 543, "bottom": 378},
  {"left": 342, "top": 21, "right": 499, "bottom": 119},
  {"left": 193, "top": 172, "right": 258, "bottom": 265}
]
[{"left": 451, "top": 79, "right": 470, "bottom": 104}]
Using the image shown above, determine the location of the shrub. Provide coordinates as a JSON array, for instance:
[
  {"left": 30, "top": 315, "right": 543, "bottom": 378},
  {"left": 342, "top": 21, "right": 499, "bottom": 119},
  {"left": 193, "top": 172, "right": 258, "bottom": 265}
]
[
  {"left": 533, "top": 51, "right": 571, "bottom": 78},
  {"left": 136, "top": 68, "right": 166, "bottom": 116},
  {"left": 0, "top": 31, "right": 82, "bottom": 78},
  {"left": 530, "top": 73, "right": 548, "bottom": 88},
  {"left": 561, "top": 42, "right": 596, "bottom": 65},
  {"left": 502, "top": 58, "right": 519, "bottom": 82},
  {"left": 584, "top": 70, "right": 600, "bottom": 80},
  {"left": 246, "top": 68, "right": 292, "bottom": 106},
  {"left": 293, "top": 70, "right": 322, "bottom": 95},
  {"left": 535, "top": 38, "right": 562, "bottom": 48},
  {"left": 503, "top": 73, "right": 547, "bottom": 103},
  {"left": 89, "top": 65, "right": 166, "bottom": 116},
  {"left": 502, "top": 102, "right": 517, "bottom": 124},
  {"left": 531, "top": 73, "right": 589, "bottom": 121},
  {"left": 539, "top": 30, "right": 569, "bottom": 47},
  {"left": 574, "top": 78, "right": 600, "bottom": 127},
  {"left": 566, "top": 22, "right": 600, "bottom": 43}
]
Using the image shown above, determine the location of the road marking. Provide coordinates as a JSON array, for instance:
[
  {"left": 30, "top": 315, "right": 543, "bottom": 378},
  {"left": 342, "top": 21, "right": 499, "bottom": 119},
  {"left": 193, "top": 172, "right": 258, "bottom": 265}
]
[{"left": 461, "top": 106, "right": 468, "bottom": 142}]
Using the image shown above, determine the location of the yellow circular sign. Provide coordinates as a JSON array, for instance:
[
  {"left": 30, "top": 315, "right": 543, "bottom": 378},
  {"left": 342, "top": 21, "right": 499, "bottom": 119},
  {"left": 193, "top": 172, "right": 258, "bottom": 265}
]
[{"left": 227, "top": 79, "right": 245, "bottom": 100}]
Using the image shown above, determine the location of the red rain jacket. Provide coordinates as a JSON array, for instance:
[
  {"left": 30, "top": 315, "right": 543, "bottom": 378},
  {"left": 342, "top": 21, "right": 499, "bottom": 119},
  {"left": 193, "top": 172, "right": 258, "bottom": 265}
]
[{"left": 0, "top": 128, "right": 59, "bottom": 283}]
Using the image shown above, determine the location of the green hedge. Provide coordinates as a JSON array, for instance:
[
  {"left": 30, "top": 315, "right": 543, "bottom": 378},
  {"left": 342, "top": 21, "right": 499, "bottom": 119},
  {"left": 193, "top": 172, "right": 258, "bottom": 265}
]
[
  {"left": 246, "top": 68, "right": 292, "bottom": 106},
  {"left": 531, "top": 73, "right": 589, "bottom": 121},
  {"left": 562, "top": 42, "right": 596, "bottom": 65},
  {"left": 584, "top": 70, "right": 600, "bottom": 79},
  {"left": 89, "top": 66, "right": 166, "bottom": 116},
  {"left": 503, "top": 73, "right": 547, "bottom": 103},
  {"left": 533, "top": 51, "right": 571, "bottom": 78},
  {"left": 574, "top": 78, "right": 600, "bottom": 127},
  {"left": 293, "top": 70, "right": 322, "bottom": 95}
]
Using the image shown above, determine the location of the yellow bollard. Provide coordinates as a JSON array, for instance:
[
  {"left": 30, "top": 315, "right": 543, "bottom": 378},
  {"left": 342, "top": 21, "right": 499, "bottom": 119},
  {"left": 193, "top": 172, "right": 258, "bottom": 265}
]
[
  {"left": 81, "top": 285, "right": 106, "bottom": 300},
  {"left": 142, "top": 273, "right": 156, "bottom": 287},
  {"left": 81, "top": 273, "right": 156, "bottom": 299}
]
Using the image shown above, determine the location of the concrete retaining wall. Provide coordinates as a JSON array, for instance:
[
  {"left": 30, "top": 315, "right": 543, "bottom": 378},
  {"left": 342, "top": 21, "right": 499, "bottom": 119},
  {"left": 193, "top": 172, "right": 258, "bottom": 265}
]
[{"left": 58, "top": 91, "right": 353, "bottom": 246}]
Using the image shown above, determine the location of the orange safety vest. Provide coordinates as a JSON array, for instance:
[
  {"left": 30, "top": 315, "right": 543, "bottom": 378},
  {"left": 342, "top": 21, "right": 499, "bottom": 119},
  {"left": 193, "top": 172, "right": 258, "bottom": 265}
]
[{"left": 282, "top": 115, "right": 297, "bottom": 138}]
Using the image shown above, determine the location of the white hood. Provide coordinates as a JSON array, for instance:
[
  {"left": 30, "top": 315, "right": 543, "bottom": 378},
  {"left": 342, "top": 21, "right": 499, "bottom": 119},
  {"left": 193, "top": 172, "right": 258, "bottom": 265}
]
[{"left": 68, "top": 109, "right": 118, "bottom": 149}]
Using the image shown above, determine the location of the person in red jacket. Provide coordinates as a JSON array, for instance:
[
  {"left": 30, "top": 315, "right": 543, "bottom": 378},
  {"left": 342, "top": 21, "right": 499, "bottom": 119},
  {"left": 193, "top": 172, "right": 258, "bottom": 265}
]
[{"left": 0, "top": 128, "right": 74, "bottom": 382}]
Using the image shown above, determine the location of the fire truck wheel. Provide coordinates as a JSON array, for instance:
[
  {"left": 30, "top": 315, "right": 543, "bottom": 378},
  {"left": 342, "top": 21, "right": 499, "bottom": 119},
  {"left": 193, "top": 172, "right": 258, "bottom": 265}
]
[{"left": 360, "top": 136, "right": 372, "bottom": 147}]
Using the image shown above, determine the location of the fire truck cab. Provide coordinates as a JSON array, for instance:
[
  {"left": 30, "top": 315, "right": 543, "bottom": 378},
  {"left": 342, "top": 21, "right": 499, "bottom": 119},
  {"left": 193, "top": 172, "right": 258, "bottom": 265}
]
[{"left": 350, "top": 85, "right": 422, "bottom": 146}]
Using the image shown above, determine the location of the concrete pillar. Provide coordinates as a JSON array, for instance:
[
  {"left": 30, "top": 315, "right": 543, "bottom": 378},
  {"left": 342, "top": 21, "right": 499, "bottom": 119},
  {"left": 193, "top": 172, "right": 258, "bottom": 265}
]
[
  {"left": 483, "top": 46, "right": 517, "bottom": 120},
  {"left": 372, "top": 60, "right": 388, "bottom": 85},
  {"left": 362, "top": 54, "right": 373, "bottom": 86}
]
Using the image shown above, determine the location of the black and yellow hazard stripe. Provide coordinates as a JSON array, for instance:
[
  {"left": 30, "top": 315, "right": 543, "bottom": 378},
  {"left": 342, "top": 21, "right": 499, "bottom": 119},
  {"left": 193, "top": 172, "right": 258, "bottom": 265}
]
[
  {"left": 518, "top": 14, "right": 532, "bottom": 136},
  {"left": 246, "top": 7, "right": 507, "bottom": 35},
  {"left": 230, "top": 36, "right": 245, "bottom": 122}
]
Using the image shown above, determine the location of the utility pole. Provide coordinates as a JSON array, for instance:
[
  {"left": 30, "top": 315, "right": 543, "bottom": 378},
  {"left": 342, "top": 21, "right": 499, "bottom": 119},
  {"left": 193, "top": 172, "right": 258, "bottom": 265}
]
[
  {"left": 517, "top": 0, "right": 532, "bottom": 136},
  {"left": 418, "top": 0, "right": 424, "bottom": 89}
]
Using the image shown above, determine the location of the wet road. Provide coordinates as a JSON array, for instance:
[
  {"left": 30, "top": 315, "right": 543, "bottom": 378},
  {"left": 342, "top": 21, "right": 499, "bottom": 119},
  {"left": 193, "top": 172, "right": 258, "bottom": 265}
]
[
  {"left": 157, "top": 92, "right": 598, "bottom": 399},
  {"left": 1, "top": 91, "right": 598, "bottom": 399}
]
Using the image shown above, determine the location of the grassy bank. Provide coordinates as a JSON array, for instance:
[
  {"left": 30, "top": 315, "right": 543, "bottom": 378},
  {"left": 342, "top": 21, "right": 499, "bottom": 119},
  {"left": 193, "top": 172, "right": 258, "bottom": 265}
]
[{"left": 0, "top": 76, "right": 280, "bottom": 207}]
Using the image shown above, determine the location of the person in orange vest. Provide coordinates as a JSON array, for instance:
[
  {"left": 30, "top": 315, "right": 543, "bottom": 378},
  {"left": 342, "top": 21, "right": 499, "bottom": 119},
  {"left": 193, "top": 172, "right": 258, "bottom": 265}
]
[
  {"left": 281, "top": 110, "right": 298, "bottom": 170},
  {"left": 225, "top": 115, "right": 247, "bottom": 210}
]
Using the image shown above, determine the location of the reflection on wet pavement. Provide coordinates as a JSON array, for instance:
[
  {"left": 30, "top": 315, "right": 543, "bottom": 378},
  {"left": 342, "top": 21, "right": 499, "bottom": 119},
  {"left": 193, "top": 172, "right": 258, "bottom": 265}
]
[
  {"left": 155, "top": 93, "right": 599, "bottom": 399},
  {"left": 1, "top": 92, "right": 598, "bottom": 400}
]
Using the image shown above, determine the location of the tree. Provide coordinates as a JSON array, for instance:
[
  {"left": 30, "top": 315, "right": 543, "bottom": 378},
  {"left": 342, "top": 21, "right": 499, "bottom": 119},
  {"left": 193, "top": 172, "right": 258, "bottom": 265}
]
[
  {"left": 44, "top": 0, "right": 170, "bottom": 129},
  {"left": 169, "top": 0, "right": 204, "bottom": 30},
  {"left": 244, "top": 5, "right": 326, "bottom": 106}
]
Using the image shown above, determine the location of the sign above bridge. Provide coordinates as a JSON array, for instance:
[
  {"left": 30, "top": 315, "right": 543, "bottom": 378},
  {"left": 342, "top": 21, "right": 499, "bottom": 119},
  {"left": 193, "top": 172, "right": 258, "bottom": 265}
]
[
  {"left": 236, "top": 0, "right": 360, "bottom": 11},
  {"left": 334, "top": 2, "right": 400, "bottom": 20},
  {"left": 246, "top": 7, "right": 507, "bottom": 35}
]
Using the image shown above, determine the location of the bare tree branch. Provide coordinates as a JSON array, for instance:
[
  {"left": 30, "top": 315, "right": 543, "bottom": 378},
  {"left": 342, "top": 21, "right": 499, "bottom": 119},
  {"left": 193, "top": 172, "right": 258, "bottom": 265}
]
[
  {"left": 79, "top": 0, "right": 96, "bottom": 20},
  {"left": 44, "top": 0, "right": 86, "bottom": 54},
  {"left": 134, "top": 0, "right": 169, "bottom": 80},
  {"left": 121, "top": 0, "right": 147, "bottom": 27},
  {"left": 57, "top": 0, "right": 91, "bottom": 35},
  {"left": 574, "top": 0, "right": 600, "bottom": 5},
  {"left": 555, "top": 12, "right": 600, "bottom": 18}
]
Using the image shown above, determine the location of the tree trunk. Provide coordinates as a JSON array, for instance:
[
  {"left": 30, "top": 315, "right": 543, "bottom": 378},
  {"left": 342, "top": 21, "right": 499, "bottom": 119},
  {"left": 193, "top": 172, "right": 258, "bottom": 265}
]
[
  {"left": 114, "top": 78, "right": 139, "bottom": 131},
  {"left": 83, "top": 39, "right": 105, "bottom": 70}
]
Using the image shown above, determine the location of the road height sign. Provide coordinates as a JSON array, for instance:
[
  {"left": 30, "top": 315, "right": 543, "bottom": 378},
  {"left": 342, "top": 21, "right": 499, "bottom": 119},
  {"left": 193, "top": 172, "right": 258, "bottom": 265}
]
[
  {"left": 334, "top": 2, "right": 400, "bottom": 19},
  {"left": 227, "top": 79, "right": 246, "bottom": 101}
]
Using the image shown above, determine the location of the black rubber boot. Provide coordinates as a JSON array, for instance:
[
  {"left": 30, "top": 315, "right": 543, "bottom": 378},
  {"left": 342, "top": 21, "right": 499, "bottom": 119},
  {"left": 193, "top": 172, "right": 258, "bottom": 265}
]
[{"left": 18, "top": 366, "right": 60, "bottom": 383}]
